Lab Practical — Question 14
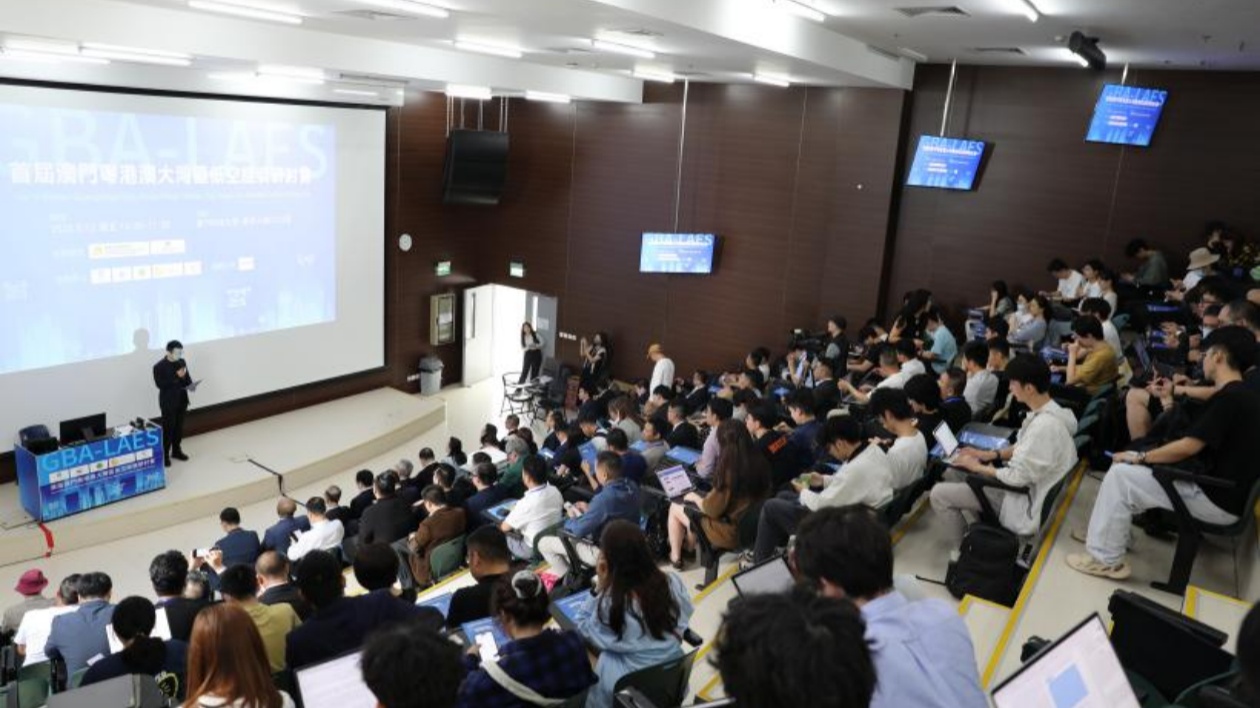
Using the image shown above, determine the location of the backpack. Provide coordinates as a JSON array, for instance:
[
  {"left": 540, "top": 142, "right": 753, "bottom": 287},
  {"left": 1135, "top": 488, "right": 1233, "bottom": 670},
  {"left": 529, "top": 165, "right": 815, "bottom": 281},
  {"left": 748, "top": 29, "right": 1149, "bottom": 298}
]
[{"left": 945, "top": 523, "right": 1022, "bottom": 606}]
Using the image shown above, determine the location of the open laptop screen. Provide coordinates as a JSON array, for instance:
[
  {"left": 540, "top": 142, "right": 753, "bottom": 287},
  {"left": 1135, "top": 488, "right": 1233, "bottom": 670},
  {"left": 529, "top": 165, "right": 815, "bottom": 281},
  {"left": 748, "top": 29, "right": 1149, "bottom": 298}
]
[
  {"left": 991, "top": 614, "right": 1139, "bottom": 708},
  {"left": 656, "top": 465, "right": 694, "bottom": 499},
  {"left": 666, "top": 446, "right": 702, "bottom": 466},
  {"left": 932, "top": 421, "right": 960, "bottom": 459},
  {"left": 730, "top": 555, "right": 795, "bottom": 597},
  {"left": 296, "top": 651, "right": 377, "bottom": 708}
]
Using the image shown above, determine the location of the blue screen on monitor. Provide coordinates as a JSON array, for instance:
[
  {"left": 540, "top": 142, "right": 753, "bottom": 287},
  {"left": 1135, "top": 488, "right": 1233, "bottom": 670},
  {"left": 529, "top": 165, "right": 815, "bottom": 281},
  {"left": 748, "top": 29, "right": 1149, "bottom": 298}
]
[
  {"left": 1086, "top": 84, "right": 1168, "bottom": 147},
  {"left": 640, "top": 233, "right": 717, "bottom": 274},
  {"left": 905, "top": 135, "right": 987, "bottom": 191}
]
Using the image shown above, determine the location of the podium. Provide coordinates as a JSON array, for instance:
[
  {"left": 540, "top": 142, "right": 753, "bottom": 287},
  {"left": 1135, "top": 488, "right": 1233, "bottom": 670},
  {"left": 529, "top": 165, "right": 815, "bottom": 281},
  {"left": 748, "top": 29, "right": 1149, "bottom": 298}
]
[{"left": 13, "top": 422, "right": 168, "bottom": 523}]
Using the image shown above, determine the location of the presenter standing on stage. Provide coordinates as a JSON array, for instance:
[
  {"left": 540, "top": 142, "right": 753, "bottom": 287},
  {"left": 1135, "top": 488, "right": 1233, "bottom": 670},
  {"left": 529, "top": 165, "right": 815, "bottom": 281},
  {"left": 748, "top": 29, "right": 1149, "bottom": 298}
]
[{"left": 153, "top": 340, "right": 193, "bottom": 467}]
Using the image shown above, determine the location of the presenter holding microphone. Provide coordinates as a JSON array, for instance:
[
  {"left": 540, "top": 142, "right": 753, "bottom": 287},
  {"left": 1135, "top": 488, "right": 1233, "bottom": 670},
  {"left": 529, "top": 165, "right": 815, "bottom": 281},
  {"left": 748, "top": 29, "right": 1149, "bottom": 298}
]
[{"left": 153, "top": 340, "right": 193, "bottom": 467}]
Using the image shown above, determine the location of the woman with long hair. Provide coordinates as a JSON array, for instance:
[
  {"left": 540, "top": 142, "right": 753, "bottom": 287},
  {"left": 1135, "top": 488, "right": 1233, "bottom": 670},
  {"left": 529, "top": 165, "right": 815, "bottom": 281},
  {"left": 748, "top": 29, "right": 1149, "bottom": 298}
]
[
  {"left": 81, "top": 596, "right": 187, "bottom": 699},
  {"left": 444, "top": 437, "right": 468, "bottom": 467},
  {"left": 987, "top": 280, "right": 1014, "bottom": 319},
  {"left": 183, "top": 604, "right": 294, "bottom": 708},
  {"left": 519, "top": 322, "right": 543, "bottom": 384},
  {"left": 577, "top": 521, "right": 693, "bottom": 708},
  {"left": 665, "top": 419, "right": 772, "bottom": 568},
  {"left": 457, "top": 572, "right": 596, "bottom": 706},
  {"left": 607, "top": 396, "right": 643, "bottom": 445}
]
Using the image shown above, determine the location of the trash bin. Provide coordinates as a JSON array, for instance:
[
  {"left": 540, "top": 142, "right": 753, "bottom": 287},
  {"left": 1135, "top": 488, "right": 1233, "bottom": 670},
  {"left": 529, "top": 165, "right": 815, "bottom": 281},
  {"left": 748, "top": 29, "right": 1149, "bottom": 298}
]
[{"left": 419, "top": 356, "right": 443, "bottom": 396}]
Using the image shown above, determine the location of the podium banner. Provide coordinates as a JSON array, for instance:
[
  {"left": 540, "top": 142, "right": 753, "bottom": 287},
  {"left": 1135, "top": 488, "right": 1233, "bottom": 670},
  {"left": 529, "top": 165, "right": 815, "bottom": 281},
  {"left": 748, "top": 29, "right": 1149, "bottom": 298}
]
[{"left": 15, "top": 427, "right": 167, "bottom": 522}]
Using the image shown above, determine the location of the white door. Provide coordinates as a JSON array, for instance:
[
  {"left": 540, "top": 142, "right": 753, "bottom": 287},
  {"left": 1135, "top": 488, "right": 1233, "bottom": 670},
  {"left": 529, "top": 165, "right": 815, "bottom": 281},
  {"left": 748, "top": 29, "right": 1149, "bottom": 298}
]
[
  {"left": 528, "top": 292, "right": 559, "bottom": 361},
  {"left": 462, "top": 285, "right": 495, "bottom": 387}
]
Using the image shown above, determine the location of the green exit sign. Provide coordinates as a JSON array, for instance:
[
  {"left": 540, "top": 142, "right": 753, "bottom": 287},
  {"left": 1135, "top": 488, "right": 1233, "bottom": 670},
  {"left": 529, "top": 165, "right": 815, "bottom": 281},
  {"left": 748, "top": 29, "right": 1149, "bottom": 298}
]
[
  {"left": 435, "top": 261, "right": 452, "bottom": 277},
  {"left": 509, "top": 261, "right": 525, "bottom": 278}
]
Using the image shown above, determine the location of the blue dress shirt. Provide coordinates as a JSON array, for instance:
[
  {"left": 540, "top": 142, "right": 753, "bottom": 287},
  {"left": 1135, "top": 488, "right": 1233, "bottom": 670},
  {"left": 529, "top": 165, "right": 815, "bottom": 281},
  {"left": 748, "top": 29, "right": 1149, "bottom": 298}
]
[{"left": 862, "top": 591, "right": 987, "bottom": 708}]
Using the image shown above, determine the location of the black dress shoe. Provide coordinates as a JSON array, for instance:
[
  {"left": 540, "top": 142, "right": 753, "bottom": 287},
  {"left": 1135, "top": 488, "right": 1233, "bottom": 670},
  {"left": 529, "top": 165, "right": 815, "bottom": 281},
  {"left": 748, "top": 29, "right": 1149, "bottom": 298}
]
[
  {"left": 164, "top": 457, "right": 172, "bottom": 467},
  {"left": 172, "top": 451, "right": 189, "bottom": 461}
]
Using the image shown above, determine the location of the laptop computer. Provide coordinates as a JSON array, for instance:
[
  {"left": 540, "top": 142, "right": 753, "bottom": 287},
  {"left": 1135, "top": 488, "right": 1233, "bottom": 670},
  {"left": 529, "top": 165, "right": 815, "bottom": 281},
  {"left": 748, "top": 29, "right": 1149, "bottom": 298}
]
[
  {"left": 990, "top": 613, "right": 1139, "bottom": 708},
  {"left": 932, "top": 421, "right": 962, "bottom": 464},
  {"left": 665, "top": 446, "right": 702, "bottom": 467},
  {"left": 655, "top": 465, "right": 695, "bottom": 502},
  {"left": 416, "top": 592, "right": 453, "bottom": 618},
  {"left": 730, "top": 555, "right": 795, "bottom": 597},
  {"left": 550, "top": 590, "right": 593, "bottom": 632},
  {"left": 295, "top": 650, "right": 378, "bottom": 708},
  {"left": 484, "top": 499, "right": 517, "bottom": 524}
]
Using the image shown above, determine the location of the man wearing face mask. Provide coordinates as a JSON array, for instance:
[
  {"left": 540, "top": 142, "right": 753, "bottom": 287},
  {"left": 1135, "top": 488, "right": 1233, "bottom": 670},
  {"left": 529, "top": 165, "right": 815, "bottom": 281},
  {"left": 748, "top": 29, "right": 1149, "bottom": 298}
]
[{"left": 153, "top": 340, "right": 193, "bottom": 467}]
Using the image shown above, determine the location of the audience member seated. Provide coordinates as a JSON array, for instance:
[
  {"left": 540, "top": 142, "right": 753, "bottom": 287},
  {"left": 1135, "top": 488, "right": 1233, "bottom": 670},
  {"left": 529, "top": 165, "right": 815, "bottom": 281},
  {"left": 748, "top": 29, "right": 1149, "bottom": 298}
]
[
  {"left": 541, "top": 411, "right": 566, "bottom": 453},
  {"left": 286, "top": 550, "right": 438, "bottom": 670},
  {"left": 985, "top": 280, "right": 1016, "bottom": 320},
  {"left": 961, "top": 341, "right": 999, "bottom": 416},
  {"left": 644, "top": 384, "right": 673, "bottom": 419},
  {"left": 793, "top": 506, "right": 987, "bottom": 708},
  {"left": 80, "top": 596, "right": 188, "bottom": 697},
  {"left": 416, "top": 448, "right": 442, "bottom": 488},
  {"left": 262, "top": 498, "right": 311, "bottom": 557},
  {"left": 848, "top": 324, "right": 887, "bottom": 379},
  {"left": 3, "top": 569, "right": 52, "bottom": 636},
  {"left": 922, "top": 309, "right": 958, "bottom": 375},
  {"left": 811, "top": 359, "right": 842, "bottom": 412},
  {"left": 323, "top": 485, "right": 349, "bottom": 526},
  {"left": 609, "top": 396, "right": 644, "bottom": 446},
  {"left": 464, "top": 462, "right": 512, "bottom": 532},
  {"left": 1045, "top": 258, "right": 1086, "bottom": 302},
  {"left": 540, "top": 452, "right": 640, "bottom": 580},
  {"left": 783, "top": 389, "right": 821, "bottom": 469},
  {"left": 576, "top": 383, "right": 606, "bottom": 424},
  {"left": 353, "top": 542, "right": 407, "bottom": 596},
  {"left": 868, "top": 390, "right": 928, "bottom": 491},
  {"left": 1079, "top": 298, "right": 1124, "bottom": 363},
  {"left": 348, "top": 469, "right": 377, "bottom": 520},
  {"left": 577, "top": 521, "right": 693, "bottom": 708},
  {"left": 444, "top": 437, "right": 469, "bottom": 468},
  {"left": 361, "top": 620, "right": 463, "bottom": 708},
  {"left": 253, "top": 552, "right": 309, "bottom": 622},
  {"left": 394, "top": 459, "right": 422, "bottom": 506},
  {"left": 1068, "top": 327, "right": 1260, "bottom": 580},
  {"left": 357, "top": 471, "right": 414, "bottom": 548},
  {"left": 753, "top": 416, "right": 895, "bottom": 562},
  {"left": 840, "top": 339, "right": 924, "bottom": 402},
  {"left": 667, "top": 420, "right": 771, "bottom": 569},
  {"left": 148, "top": 550, "right": 205, "bottom": 642},
  {"left": 604, "top": 428, "right": 647, "bottom": 484},
  {"left": 696, "top": 398, "right": 733, "bottom": 480},
  {"left": 939, "top": 368, "right": 974, "bottom": 432},
  {"left": 638, "top": 416, "right": 671, "bottom": 470},
  {"left": 396, "top": 486, "right": 466, "bottom": 589},
  {"left": 1060, "top": 316, "right": 1119, "bottom": 396},
  {"left": 500, "top": 456, "right": 565, "bottom": 560},
  {"left": 185, "top": 603, "right": 296, "bottom": 708},
  {"left": 677, "top": 370, "right": 707, "bottom": 414},
  {"left": 716, "top": 588, "right": 875, "bottom": 708},
  {"left": 458, "top": 572, "right": 597, "bottom": 706},
  {"left": 489, "top": 435, "right": 525, "bottom": 498},
  {"left": 731, "top": 388, "right": 758, "bottom": 423},
  {"left": 1123, "top": 238, "right": 1170, "bottom": 288},
  {"left": 45, "top": 571, "right": 114, "bottom": 675},
  {"left": 287, "top": 497, "right": 345, "bottom": 562},
  {"left": 746, "top": 404, "right": 799, "bottom": 489},
  {"left": 904, "top": 373, "right": 947, "bottom": 438},
  {"left": 446, "top": 527, "right": 515, "bottom": 628},
  {"left": 577, "top": 414, "right": 609, "bottom": 452},
  {"left": 435, "top": 463, "right": 477, "bottom": 509},
  {"left": 214, "top": 507, "right": 262, "bottom": 568},
  {"left": 666, "top": 400, "right": 701, "bottom": 450},
  {"left": 218, "top": 564, "right": 300, "bottom": 674},
  {"left": 15, "top": 573, "right": 80, "bottom": 665},
  {"left": 929, "top": 356, "right": 1077, "bottom": 538},
  {"left": 1009, "top": 294, "right": 1050, "bottom": 352}
]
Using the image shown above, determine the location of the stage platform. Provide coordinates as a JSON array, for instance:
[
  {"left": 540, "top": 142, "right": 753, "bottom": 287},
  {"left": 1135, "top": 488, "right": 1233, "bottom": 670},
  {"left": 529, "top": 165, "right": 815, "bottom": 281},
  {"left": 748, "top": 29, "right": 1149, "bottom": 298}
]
[{"left": 0, "top": 388, "right": 445, "bottom": 568}]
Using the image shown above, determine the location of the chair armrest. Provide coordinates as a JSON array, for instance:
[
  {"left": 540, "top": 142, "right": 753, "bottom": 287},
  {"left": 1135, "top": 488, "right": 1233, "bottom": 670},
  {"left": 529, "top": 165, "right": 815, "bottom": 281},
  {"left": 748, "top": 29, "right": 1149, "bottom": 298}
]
[
  {"left": 1151, "top": 465, "right": 1236, "bottom": 490},
  {"left": 965, "top": 472, "right": 1027, "bottom": 495}
]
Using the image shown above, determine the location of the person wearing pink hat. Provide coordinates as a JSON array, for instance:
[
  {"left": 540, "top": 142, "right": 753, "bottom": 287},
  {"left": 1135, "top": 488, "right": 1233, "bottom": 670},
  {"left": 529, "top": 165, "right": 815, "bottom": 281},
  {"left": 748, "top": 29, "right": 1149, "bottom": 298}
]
[{"left": 2, "top": 569, "right": 53, "bottom": 635}]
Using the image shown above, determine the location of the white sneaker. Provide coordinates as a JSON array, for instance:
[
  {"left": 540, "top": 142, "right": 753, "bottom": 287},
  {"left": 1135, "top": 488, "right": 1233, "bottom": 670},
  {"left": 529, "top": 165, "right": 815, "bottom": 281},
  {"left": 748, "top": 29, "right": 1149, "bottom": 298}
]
[{"left": 1066, "top": 552, "right": 1132, "bottom": 580}]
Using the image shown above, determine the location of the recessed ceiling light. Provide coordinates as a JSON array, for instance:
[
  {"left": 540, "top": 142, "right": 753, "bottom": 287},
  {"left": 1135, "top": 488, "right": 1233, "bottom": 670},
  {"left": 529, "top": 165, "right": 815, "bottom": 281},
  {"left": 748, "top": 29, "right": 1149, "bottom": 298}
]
[
  {"left": 633, "top": 69, "right": 678, "bottom": 83},
  {"left": 752, "top": 73, "right": 791, "bottom": 87},
  {"left": 454, "top": 41, "right": 523, "bottom": 59},
  {"left": 352, "top": 0, "right": 448, "bottom": 18},
  {"left": 207, "top": 71, "right": 260, "bottom": 81},
  {"left": 0, "top": 48, "right": 110, "bottom": 65},
  {"left": 4, "top": 38, "right": 81, "bottom": 55},
  {"left": 591, "top": 38, "right": 656, "bottom": 59},
  {"left": 187, "top": 0, "right": 303, "bottom": 25},
  {"left": 1018, "top": 0, "right": 1041, "bottom": 22},
  {"left": 525, "top": 91, "right": 571, "bottom": 104},
  {"left": 80, "top": 44, "right": 194, "bottom": 67},
  {"left": 446, "top": 84, "right": 492, "bottom": 100},
  {"left": 771, "top": 0, "right": 826, "bottom": 23},
  {"left": 333, "top": 88, "right": 380, "bottom": 97}
]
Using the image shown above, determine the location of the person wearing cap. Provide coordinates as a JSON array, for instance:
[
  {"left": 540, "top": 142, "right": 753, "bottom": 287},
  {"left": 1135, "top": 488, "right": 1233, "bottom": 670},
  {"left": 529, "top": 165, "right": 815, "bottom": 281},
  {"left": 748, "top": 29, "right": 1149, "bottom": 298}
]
[
  {"left": 152, "top": 339, "right": 194, "bottom": 467},
  {"left": 647, "top": 343, "right": 675, "bottom": 396},
  {"left": 3, "top": 569, "right": 53, "bottom": 635},
  {"left": 1169, "top": 248, "right": 1221, "bottom": 302}
]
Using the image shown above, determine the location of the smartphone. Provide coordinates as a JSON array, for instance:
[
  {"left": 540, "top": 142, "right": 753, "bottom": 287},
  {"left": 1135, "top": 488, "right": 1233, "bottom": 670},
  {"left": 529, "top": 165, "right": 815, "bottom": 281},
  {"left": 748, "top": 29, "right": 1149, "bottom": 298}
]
[
  {"left": 192, "top": 548, "right": 210, "bottom": 558},
  {"left": 1103, "top": 451, "right": 1114, "bottom": 458}
]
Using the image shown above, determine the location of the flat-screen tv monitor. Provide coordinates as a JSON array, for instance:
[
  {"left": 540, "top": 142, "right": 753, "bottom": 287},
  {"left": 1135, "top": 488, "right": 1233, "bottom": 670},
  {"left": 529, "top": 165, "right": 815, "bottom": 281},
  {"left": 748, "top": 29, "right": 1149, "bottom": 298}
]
[
  {"left": 905, "top": 135, "right": 987, "bottom": 191},
  {"left": 1086, "top": 84, "right": 1168, "bottom": 147},
  {"left": 639, "top": 233, "right": 718, "bottom": 274},
  {"left": 59, "top": 413, "right": 107, "bottom": 445}
]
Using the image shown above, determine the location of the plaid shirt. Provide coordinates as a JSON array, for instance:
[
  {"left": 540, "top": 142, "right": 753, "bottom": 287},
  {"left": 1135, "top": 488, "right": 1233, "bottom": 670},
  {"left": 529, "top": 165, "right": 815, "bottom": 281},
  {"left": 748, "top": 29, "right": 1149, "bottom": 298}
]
[{"left": 458, "top": 629, "right": 595, "bottom": 707}]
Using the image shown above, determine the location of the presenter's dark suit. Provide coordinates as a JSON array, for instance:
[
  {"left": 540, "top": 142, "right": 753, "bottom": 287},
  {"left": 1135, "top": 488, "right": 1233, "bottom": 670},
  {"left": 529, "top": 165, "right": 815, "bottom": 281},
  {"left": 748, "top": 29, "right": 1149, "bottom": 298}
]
[{"left": 153, "top": 357, "right": 192, "bottom": 464}]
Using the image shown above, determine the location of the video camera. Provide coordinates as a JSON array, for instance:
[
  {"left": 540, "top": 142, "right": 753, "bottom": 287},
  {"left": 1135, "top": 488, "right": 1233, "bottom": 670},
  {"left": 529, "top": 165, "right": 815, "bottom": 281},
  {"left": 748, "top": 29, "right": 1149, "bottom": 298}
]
[{"left": 787, "top": 329, "right": 826, "bottom": 357}]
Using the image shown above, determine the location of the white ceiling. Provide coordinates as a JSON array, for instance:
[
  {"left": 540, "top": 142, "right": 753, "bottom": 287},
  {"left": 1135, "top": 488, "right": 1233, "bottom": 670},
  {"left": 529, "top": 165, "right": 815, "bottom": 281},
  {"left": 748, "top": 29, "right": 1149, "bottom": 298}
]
[{"left": 0, "top": 0, "right": 1257, "bottom": 105}]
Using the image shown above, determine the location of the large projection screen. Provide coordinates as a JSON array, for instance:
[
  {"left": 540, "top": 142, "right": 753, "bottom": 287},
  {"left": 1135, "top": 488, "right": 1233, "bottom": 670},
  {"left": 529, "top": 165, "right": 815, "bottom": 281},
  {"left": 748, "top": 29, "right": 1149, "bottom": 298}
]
[{"left": 0, "top": 84, "right": 386, "bottom": 441}]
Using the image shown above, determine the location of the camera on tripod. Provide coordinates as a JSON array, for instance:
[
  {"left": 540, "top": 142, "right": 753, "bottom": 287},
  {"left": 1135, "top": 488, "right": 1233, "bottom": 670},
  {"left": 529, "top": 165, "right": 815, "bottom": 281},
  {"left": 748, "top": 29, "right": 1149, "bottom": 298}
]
[{"left": 787, "top": 329, "right": 826, "bottom": 357}]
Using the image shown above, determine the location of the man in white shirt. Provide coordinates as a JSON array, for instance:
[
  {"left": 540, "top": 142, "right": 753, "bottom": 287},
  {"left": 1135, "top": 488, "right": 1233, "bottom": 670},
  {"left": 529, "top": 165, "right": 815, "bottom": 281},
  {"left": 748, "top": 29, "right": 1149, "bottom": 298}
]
[
  {"left": 839, "top": 340, "right": 924, "bottom": 403},
  {"left": 1046, "top": 258, "right": 1086, "bottom": 302},
  {"left": 869, "top": 389, "right": 928, "bottom": 491},
  {"left": 288, "top": 497, "right": 345, "bottom": 562},
  {"left": 752, "top": 416, "right": 894, "bottom": 562},
  {"left": 930, "top": 356, "right": 1078, "bottom": 538},
  {"left": 647, "top": 343, "right": 675, "bottom": 394},
  {"left": 14, "top": 574, "right": 80, "bottom": 665},
  {"left": 500, "top": 456, "right": 564, "bottom": 559},
  {"left": 960, "top": 341, "right": 1000, "bottom": 415}
]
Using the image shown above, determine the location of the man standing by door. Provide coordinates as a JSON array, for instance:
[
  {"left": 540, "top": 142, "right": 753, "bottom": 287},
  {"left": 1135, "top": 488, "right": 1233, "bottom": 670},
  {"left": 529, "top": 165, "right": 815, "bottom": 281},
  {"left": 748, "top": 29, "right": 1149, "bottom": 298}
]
[{"left": 153, "top": 340, "right": 193, "bottom": 467}]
